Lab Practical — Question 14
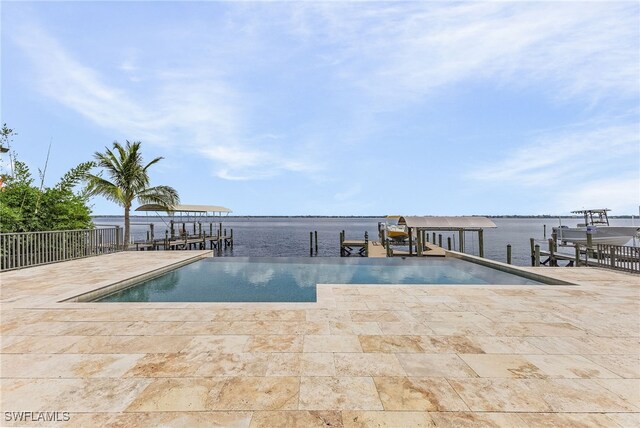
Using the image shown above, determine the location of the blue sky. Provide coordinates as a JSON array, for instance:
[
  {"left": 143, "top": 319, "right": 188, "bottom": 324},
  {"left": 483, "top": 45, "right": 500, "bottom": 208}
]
[{"left": 2, "top": 1, "right": 639, "bottom": 216}]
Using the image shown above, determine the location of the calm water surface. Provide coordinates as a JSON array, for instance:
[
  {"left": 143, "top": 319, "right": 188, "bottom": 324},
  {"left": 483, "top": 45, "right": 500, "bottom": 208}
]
[
  {"left": 93, "top": 216, "right": 638, "bottom": 266},
  {"left": 98, "top": 257, "right": 544, "bottom": 302}
]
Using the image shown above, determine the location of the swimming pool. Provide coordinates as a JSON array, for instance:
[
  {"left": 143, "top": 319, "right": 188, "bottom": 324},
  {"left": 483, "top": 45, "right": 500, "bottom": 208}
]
[{"left": 96, "top": 257, "right": 546, "bottom": 303}]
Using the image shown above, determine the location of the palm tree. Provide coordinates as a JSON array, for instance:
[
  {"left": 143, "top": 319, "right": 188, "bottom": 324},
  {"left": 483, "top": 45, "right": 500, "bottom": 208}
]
[{"left": 86, "top": 140, "right": 179, "bottom": 246}]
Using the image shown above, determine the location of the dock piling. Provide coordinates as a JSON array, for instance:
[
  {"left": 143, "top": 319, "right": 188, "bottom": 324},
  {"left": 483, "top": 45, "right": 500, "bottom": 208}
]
[
  {"left": 507, "top": 244, "right": 512, "bottom": 264},
  {"left": 447, "top": 237, "right": 452, "bottom": 251},
  {"left": 530, "top": 238, "right": 535, "bottom": 266},
  {"left": 314, "top": 231, "right": 318, "bottom": 254},
  {"left": 534, "top": 244, "right": 540, "bottom": 267}
]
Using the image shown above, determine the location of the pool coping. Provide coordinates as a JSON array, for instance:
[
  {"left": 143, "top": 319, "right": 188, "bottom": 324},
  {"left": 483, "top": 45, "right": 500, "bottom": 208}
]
[
  {"left": 446, "top": 250, "right": 576, "bottom": 285},
  {"left": 59, "top": 251, "right": 213, "bottom": 303}
]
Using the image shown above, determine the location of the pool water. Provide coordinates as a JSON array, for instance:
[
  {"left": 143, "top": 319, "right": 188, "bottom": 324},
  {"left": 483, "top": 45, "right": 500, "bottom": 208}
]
[{"left": 97, "top": 257, "right": 544, "bottom": 303}]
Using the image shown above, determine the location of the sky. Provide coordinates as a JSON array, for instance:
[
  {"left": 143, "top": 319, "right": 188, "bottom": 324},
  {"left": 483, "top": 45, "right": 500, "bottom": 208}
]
[{"left": 1, "top": 1, "right": 639, "bottom": 216}]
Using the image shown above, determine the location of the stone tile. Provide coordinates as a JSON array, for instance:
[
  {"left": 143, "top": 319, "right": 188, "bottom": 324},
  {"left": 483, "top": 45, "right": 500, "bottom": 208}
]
[
  {"left": 108, "top": 411, "right": 252, "bottom": 428},
  {"left": 373, "top": 377, "right": 469, "bottom": 411},
  {"left": 604, "top": 413, "right": 640, "bottom": 427},
  {"left": 299, "top": 377, "right": 383, "bottom": 410},
  {"left": 243, "top": 335, "right": 303, "bottom": 353},
  {"left": 181, "top": 335, "right": 250, "bottom": 354},
  {"left": 342, "top": 411, "right": 434, "bottom": 427},
  {"left": 491, "top": 322, "right": 586, "bottom": 337},
  {"left": 124, "top": 352, "right": 209, "bottom": 377},
  {"left": 530, "top": 378, "right": 639, "bottom": 412},
  {"left": 3, "top": 251, "right": 640, "bottom": 424},
  {"left": 459, "top": 354, "right": 546, "bottom": 378},
  {"left": 6, "top": 378, "right": 152, "bottom": 413},
  {"left": 448, "top": 378, "right": 552, "bottom": 412},
  {"left": 1, "top": 335, "right": 84, "bottom": 354},
  {"left": 359, "top": 335, "right": 424, "bottom": 353},
  {"left": 304, "top": 335, "right": 362, "bottom": 352},
  {"left": 329, "top": 321, "right": 382, "bottom": 335},
  {"left": 429, "top": 411, "right": 528, "bottom": 427},
  {"left": 195, "top": 353, "right": 269, "bottom": 377},
  {"left": 349, "top": 310, "right": 400, "bottom": 322},
  {"left": 594, "top": 378, "right": 640, "bottom": 406},
  {"left": 419, "top": 336, "right": 486, "bottom": 354},
  {"left": 424, "top": 322, "right": 492, "bottom": 336},
  {"left": 398, "top": 354, "right": 478, "bottom": 378},
  {"left": 472, "top": 336, "right": 544, "bottom": 354},
  {"left": 1, "top": 353, "right": 143, "bottom": 378},
  {"left": 334, "top": 353, "right": 406, "bottom": 376},
  {"left": 584, "top": 354, "right": 640, "bottom": 378},
  {"left": 178, "top": 321, "right": 234, "bottom": 335},
  {"left": 126, "top": 378, "right": 227, "bottom": 411},
  {"left": 518, "top": 412, "right": 622, "bottom": 427},
  {"left": 66, "top": 335, "right": 192, "bottom": 354},
  {"left": 377, "top": 322, "right": 435, "bottom": 335},
  {"left": 211, "top": 377, "right": 299, "bottom": 410},
  {"left": 250, "top": 411, "right": 342, "bottom": 428},
  {"left": 416, "top": 311, "right": 490, "bottom": 324},
  {"left": 526, "top": 354, "right": 620, "bottom": 378},
  {"left": 266, "top": 353, "right": 336, "bottom": 376}
]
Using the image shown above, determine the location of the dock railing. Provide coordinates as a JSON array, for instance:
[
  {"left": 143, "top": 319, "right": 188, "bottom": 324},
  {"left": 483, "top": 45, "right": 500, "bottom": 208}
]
[
  {"left": 595, "top": 244, "right": 640, "bottom": 274},
  {"left": 0, "top": 227, "right": 123, "bottom": 271}
]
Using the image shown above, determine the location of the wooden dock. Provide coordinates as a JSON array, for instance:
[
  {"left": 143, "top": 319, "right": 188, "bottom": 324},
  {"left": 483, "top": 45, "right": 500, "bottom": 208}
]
[
  {"left": 390, "top": 243, "right": 446, "bottom": 257},
  {"left": 339, "top": 230, "right": 447, "bottom": 258}
]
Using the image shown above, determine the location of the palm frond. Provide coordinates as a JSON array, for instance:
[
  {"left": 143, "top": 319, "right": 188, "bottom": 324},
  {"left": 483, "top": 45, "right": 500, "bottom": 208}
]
[{"left": 137, "top": 185, "right": 180, "bottom": 208}]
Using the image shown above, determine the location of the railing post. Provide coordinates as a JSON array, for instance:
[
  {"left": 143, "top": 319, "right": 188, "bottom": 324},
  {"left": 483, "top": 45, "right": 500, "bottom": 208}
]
[
  {"left": 115, "top": 226, "right": 121, "bottom": 250},
  {"left": 610, "top": 245, "right": 616, "bottom": 269},
  {"left": 530, "top": 238, "right": 535, "bottom": 266},
  {"left": 364, "top": 231, "right": 369, "bottom": 257}
]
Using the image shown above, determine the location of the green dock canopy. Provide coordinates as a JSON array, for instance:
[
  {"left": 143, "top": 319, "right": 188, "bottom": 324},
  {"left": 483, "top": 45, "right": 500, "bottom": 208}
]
[
  {"left": 397, "top": 216, "right": 496, "bottom": 230},
  {"left": 135, "top": 204, "right": 232, "bottom": 215}
]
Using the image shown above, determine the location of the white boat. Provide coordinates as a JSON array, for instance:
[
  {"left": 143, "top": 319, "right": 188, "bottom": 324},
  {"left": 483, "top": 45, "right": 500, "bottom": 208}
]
[{"left": 554, "top": 209, "right": 640, "bottom": 246}]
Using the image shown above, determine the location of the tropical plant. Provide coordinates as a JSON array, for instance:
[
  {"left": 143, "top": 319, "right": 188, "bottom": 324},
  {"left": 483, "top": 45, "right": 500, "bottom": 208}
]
[
  {"left": 0, "top": 159, "right": 94, "bottom": 232},
  {"left": 0, "top": 123, "right": 94, "bottom": 233},
  {"left": 85, "top": 140, "right": 179, "bottom": 245}
]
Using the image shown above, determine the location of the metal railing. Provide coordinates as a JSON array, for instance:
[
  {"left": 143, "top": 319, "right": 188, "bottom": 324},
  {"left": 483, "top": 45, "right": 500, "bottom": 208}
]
[
  {"left": 596, "top": 244, "right": 640, "bottom": 273},
  {"left": 0, "top": 227, "right": 123, "bottom": 271}
]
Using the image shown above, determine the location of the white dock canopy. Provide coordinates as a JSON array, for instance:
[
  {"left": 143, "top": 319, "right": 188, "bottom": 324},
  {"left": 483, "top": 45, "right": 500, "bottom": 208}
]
[
  {"left": 398, "top": 216, "right": 496, "bottom": 230},
  {"left": 135, "top": 204, "right": 232, "bottom": 216}
]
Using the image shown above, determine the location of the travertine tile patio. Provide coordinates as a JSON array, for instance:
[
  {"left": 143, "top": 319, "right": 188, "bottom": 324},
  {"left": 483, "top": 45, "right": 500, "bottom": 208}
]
[{"left": 1, "top": 251, "right": 639, "bottom": 427}]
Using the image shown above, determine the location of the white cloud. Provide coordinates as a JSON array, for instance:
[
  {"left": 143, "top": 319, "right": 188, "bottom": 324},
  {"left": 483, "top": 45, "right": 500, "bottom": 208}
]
[
  {"left": 12, "top": 24, "right": 318, "bottom": 181},
  {"left": 553, "top": 175, "right": 640, "bottom": 214},
  {"left": 468, "top": 123, "right": 639, "bottom": 186},
  {"left": 468, "top": 122, "right": 640, "bottom": 213},
  {"left": 289, "top": 2, "right": 639, "bottom": 105}
]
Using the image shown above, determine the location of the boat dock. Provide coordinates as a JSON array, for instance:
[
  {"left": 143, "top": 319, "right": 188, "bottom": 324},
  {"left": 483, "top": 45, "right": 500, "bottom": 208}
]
[
  {"left": 130, "top": 221, "right": 233, "bottom": 252},
  {"left": 339, "top": 216, "right": 494, "bottom": 259},
  {"left": 131, "top": 204, "right": 234, "bottom": 253}
]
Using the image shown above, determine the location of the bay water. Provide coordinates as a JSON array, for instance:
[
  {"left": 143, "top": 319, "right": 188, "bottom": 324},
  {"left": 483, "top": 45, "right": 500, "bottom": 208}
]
[{"left": 93, "top": 216, "right": 638, "bottom": 266}]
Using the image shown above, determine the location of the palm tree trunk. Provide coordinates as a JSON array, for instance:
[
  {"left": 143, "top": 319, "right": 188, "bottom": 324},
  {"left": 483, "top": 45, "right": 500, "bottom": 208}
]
[{"left": 124, "top": 205, "right": 130, "bottom": 247}]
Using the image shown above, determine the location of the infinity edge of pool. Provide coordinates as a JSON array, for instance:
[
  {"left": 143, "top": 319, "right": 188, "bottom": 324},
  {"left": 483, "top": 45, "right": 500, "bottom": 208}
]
[{"left": 69, "top": 254, "right": 573, "bottom": 303}]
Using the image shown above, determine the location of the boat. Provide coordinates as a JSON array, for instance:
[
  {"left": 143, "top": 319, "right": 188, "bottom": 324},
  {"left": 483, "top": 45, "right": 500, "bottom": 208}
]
[
  {"left": 553, "top": 209, "right": 640, "bottom": 246},
  {"left": 379, "top": 215, "right": 409, "bottom": 242}
]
